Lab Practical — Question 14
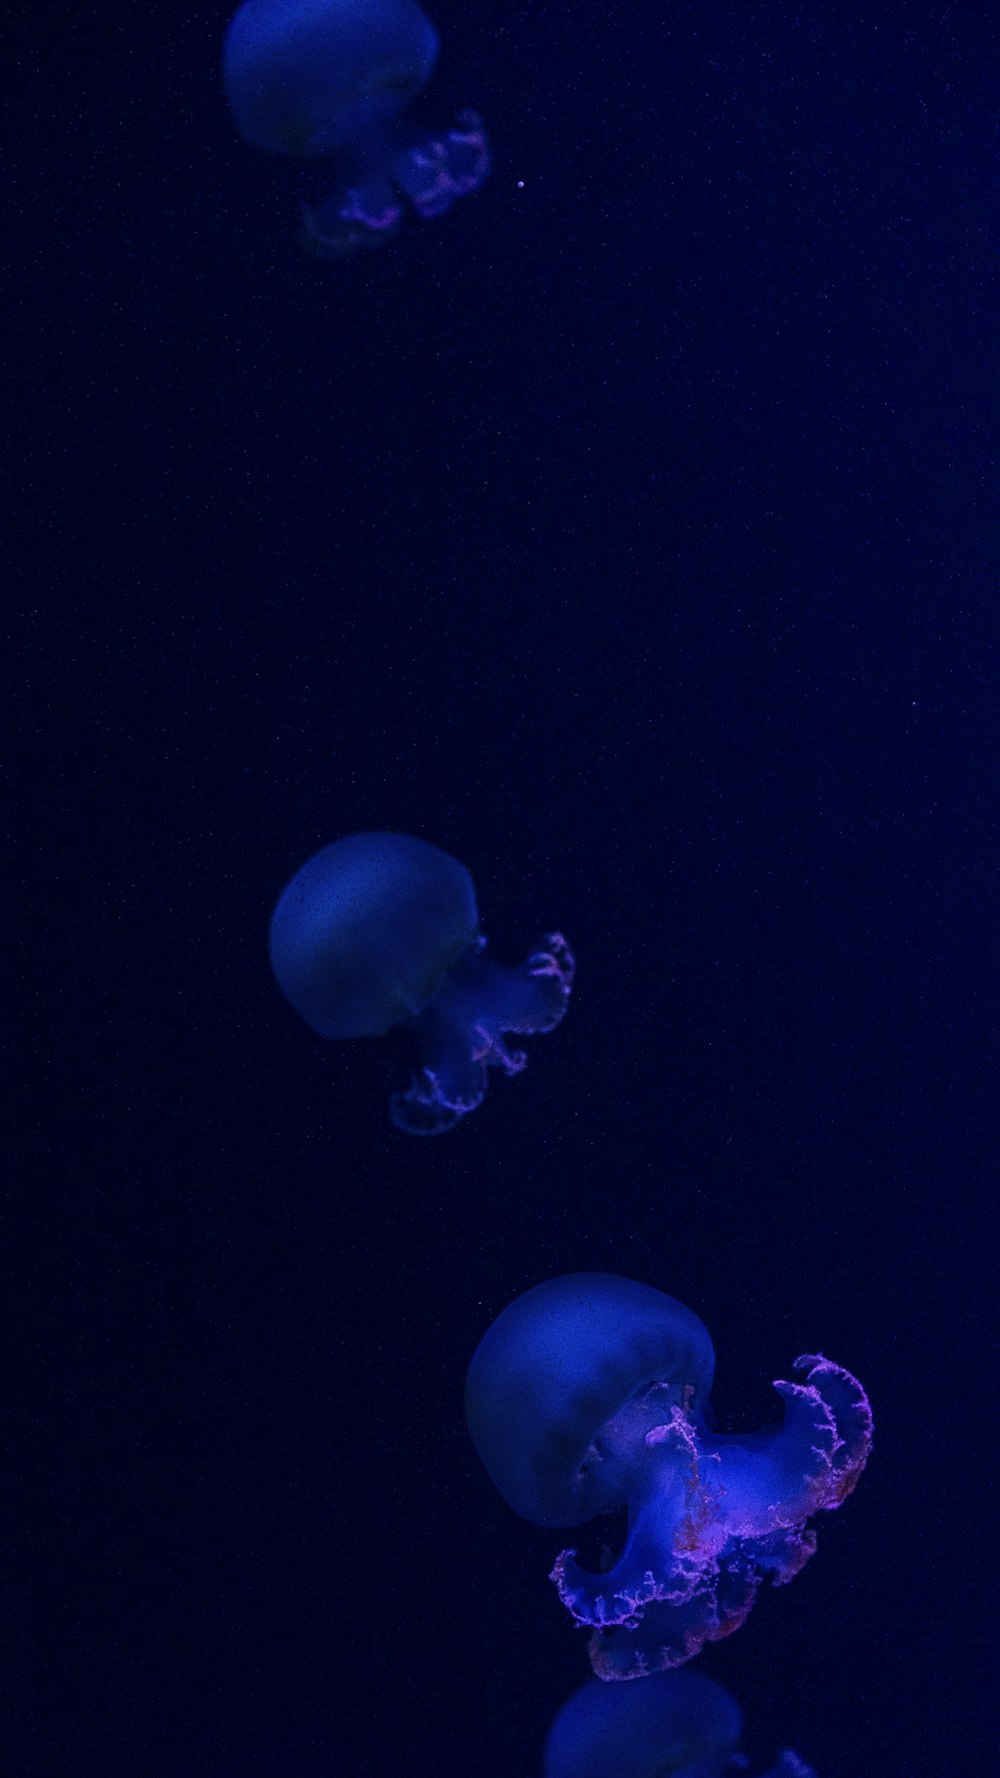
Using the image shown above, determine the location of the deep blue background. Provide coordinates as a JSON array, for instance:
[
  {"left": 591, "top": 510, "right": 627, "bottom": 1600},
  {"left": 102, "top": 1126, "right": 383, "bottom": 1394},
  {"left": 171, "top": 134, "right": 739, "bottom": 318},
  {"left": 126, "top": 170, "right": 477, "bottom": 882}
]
[{"left": 8, "top": 2, "right": 998, "bottom": 1773}]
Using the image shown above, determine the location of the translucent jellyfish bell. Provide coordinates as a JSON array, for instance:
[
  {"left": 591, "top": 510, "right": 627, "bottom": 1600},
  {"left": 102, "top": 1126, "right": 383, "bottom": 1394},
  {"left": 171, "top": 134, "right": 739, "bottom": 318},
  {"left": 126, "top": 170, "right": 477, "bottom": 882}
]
[
  {"left": 544, "top": 1673, "right": 817, "bottom": 1778},
  {"left": 268, "top": 833, "right": 574, "bottom": 1133},
  {"left": 544, "top": 1671, "right": 743, "bottom": 1778},
  {"left": 222, "top": 0, "right": 490, "bottom": 256}
]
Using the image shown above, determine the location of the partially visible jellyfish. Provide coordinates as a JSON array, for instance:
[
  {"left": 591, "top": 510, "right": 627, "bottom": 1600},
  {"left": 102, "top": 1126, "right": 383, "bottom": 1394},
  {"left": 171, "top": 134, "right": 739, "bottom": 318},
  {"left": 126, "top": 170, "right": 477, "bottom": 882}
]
[
  {"left": 268, "top": 832, "right": 573, "bottom": 1133},
  {"left": 465, "top": 1274, "right": 873, "bottom": 1677},
  {"left": 545, "top": 1670, "right": 740, "bottom": 1778},
  {"left": 544, "top": 1670, "right": 817, "bottom": 1778},
  {"left": 222, "top": 0, "right": 490, "bottom": 256}
]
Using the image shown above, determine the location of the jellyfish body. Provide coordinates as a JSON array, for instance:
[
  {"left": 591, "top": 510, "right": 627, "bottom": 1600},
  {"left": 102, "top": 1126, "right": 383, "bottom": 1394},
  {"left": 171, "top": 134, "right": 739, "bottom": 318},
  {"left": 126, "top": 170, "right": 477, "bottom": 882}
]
[
  {"left": 544, "top": 1672, "right": 816, "bottom": 1778},
  {"left": 268, "top": 832, "right": 574, "bottom": 1133},
  {"left": 466, "top": 1274, "right": 873, "bottom": 1678},
  {"left": 222, "top": 0, "right": 489, "bottom": 255}
]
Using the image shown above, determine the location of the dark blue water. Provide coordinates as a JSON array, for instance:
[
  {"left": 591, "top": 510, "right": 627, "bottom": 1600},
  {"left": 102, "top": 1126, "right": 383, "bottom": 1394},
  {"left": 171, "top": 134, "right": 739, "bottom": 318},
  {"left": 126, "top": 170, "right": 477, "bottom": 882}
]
[{"left": 9, "top": 2, "right": 997, "bottom": 1773}]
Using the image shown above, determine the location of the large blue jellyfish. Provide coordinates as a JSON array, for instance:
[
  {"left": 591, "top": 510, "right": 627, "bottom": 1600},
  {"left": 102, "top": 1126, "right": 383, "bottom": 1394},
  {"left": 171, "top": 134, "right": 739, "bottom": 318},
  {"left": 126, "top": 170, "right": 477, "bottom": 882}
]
[
  {"left": 466, "top": 1274, "right": 873, "bottom": 1678},
  {"left": 268, "top": 832, "right": 574, "bottom": 1134},
  {"left": 544, "top": 1670, "right": 817, "bottom": 1778},
  {"left": 222, "top": 0, "right": 490, "bottom": 256}
]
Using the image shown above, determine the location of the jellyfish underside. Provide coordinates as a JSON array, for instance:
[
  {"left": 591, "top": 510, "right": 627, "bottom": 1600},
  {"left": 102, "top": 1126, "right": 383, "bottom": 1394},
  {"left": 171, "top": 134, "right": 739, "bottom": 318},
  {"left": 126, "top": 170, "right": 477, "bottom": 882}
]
[
  {"left": 552, "top": 1350, "right": 871, "bottom": 1678},
  {"left": 390, "top": 930, "right": 574, "bottom": 1134},
  {"left": 300, "top": 103, "right": 490, "bottom": 257}
]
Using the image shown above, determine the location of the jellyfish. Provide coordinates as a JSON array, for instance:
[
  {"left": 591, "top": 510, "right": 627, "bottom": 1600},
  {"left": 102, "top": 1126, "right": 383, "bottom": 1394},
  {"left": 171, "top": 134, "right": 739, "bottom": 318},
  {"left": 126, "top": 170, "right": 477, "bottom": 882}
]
[
  {"left": 545, "top": 1670, "right": 741, "bottom": 1778},
  {"left": 544, "top": 1670, "right": 817, "bottom": 1778},
  {"left": 222, "top": 0, "right": 490, "bottom": 256},
  {"left": 268, "top": 832, "right": 574, "bottom": 1133},
  {"left": 465, "top": 1274, "right": 873, "bottom": 1678}
]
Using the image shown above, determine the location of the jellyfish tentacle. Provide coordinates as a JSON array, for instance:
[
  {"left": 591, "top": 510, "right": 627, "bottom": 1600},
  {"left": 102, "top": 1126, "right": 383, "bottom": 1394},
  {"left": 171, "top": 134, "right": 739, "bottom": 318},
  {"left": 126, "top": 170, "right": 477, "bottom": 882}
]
[
  {"left": 395, "top": 110, "right": 491, "bottom": 218},
  {"left": 791, "top": 1352, "right": 875, "bottom": 1502}
]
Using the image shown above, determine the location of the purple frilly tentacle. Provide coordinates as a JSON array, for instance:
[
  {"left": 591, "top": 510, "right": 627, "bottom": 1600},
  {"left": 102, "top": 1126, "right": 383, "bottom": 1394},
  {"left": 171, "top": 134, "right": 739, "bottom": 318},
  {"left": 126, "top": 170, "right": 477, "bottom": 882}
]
[
  {"left": 391, "top": 933, "right": 574, "bottom": 1134},
  {"left": 552, "top": 1355, "right": 872, "bottom": 1679},
  {"left": 301, "top": 112, "right": 489, "bottom": 258},
  {"left": 395, "top": 110, "right": 491, "bottom": 217}
]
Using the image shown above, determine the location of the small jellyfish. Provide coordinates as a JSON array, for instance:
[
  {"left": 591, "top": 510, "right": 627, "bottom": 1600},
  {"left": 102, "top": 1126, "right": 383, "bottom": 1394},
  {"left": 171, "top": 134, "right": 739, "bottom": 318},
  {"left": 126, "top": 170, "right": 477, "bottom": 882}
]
[
  {"left": 466, "top": 1273, "right": 873, "bottom": 1677},
  {"left": 268, "top": 832, "right": 574, "bottom": 1133},
  {"left": 544, "top": 1670, "right": 817, "bottom": 1778},
  {"left": 222, "top": 0, "right": 490, "bottom": 256}
]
